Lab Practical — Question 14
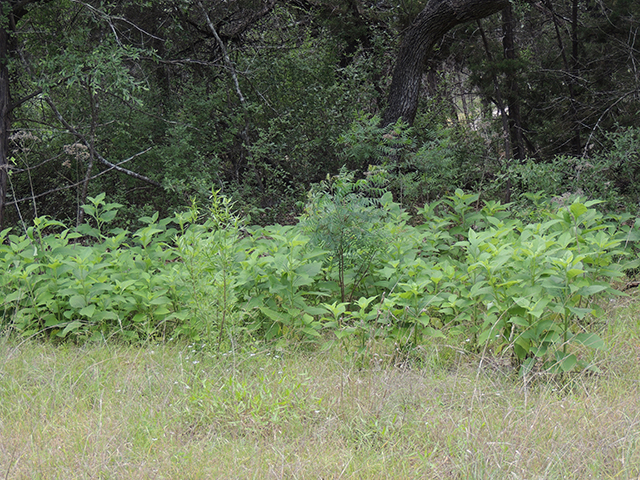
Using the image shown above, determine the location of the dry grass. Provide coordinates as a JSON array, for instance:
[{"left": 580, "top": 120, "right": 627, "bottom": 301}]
[{"left": 1, "top": 301, "right": 640, "bottom": 479}]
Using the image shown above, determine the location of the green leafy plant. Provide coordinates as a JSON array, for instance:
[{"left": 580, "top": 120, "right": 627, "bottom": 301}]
[
  {"left": 0, "top": 195, "right": 184, "bottom": 341},
  {"left": 174, "top": 190, "right": 246, "bottom": 348},
  {"left": 238, "top": 225, "right": 327, "bottom": 342},
  {"left": 300, "top": 166, "right": 389, "bottom": 304},
  {"left": 1, "top": 183, "right": 636, "bottom": 380}
]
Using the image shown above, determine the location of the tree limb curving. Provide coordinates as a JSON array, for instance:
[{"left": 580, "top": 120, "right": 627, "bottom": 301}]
[{"left": 382, "top": 0, "right": 510, "bottom": 127}]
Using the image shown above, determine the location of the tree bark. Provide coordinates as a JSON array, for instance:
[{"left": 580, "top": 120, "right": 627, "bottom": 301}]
[
  {"left": 382, "top": 0, "right": 509, "bottom": 127},
  {"left": 0, "top": 0, "right": 49, "bottom": 229},
  {"left": 502, "top": 3, "right": 525, "bottom": 161},
  {"left": 0, "top": 15, "right": 9, "bottom": 230},
  {"left": 569, "top": 0, "right": 581, "bottom": 156},
  {"left": 477, "top": 19, "right": 511, "bottom": 159},
  {"left": 543, "top": 0, "right": 582, "bottom": 156}
]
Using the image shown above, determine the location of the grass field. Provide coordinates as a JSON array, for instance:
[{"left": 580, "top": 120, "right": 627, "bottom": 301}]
[{"left": 1, "top": 298, "right": 639, "bottom": 479}]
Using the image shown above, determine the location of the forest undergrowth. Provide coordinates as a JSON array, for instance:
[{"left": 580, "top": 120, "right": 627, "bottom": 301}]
[{"left": 2, "top": 168, "right": 640, "bottom": 376}]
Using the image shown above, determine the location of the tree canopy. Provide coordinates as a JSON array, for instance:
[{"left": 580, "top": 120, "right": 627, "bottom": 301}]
[{"left": 1, "top": 0, "right": 639, "bottom": 229}]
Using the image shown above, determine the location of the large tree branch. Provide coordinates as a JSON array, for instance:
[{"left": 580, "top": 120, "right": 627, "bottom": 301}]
[
  {"left": 9, "top": 87, "right": 43, "bottom": 112},
  {"left": 382, "top": 0, "right": 510, "bottom": 127},
  {"left": 198, "top": 0, "right": 247, "bottom": 107},
  {"left": 224, "top": 0, "right": 277, "bottom": 39},
  {"left": 69, "top": 0, "right": 166, "bottom": 43},
  {"left": 45, "top": 97, "right": 161, "bottom": 187},
  {"left": 6, "top": 147, "right": 153, "bottom": 206},
  {"left": 198, "top": 0, "right": 266, "bottom": 192}
]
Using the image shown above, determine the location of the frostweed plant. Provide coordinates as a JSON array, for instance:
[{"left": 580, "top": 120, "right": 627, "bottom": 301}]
[
  {"left": 1, "top": 184, "right": 637, "bottom": 379},
  {"left": 0, "top": 195, "right": 183, "bottom": 341},
  {"left": 236, "top": 225, "right": 327, "bottom": 342}
]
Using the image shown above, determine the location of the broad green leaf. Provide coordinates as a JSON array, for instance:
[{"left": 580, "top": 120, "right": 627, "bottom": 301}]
[
  {"left": 424, "top": 326, "right": 446, "bottom": 339},
  {"left": 259, "top": 306, "right": 292, "bottom": 325},
  {"left": 530, "top": 345, "right": 548, "bottom": 357},
  {"left": 116, "top": 279, "right": 138, "bottom": 291},
  {"left": 468, "top": 282, "right": 492, "bottom": 298},
  {"left": 80, "top": 305, "right": 96, "bottom": 317},
  {"left": 265, "top": 322, "right": 281, "bottom": 340},
  {"left": 94, "top": 311, "right": 118, "bottom": 321},
  {"left": 301, "top": 327, "right": 321, "bottom": 337},
  {"left": 574, "top": 332, "right": 605, "bottom": 350},
  {"left": 567, "top": 306, "right": 593, "bottom": 319},
  {"left": 44, "top": 316, "right": 62, "bottom": 327},
  {"left": 567, "top": 268, "right": 585, "bottom": 279},
  {"left": 513, "top": 297, "right": 531, "bottom": 309},
  {"left": 5, "top": 290, "right": 25, "bottom": 303},
  {"left": 509, "top": 316, "right": 530, "bottom": 327},
  {"left": 303, "top": 305, "right": 329, "bottom": 316},
  {"left": 576, "top": 285, "right": 608, "bottom": 297},
  {"left": 25, "top": 263, "right": 43, "bottom": 274},
  {"left": 355, "top": 295, "right": 378, "bottom": 310},
  {"left": 520, "top": 357, "right": 537, "bottom": 377},
  {"left": 514, "top": 338, "right": 530, "bottom": 359},
  {"left": 322, "top": 301, "right": 348, "bottom": 317},
  {"left": 296, "top": 262, "right": 322, "bottom": 278},
  {"left": 150, "top": 295, "right": 171, "bottom": 306},
  {"left": 570, "top": 202, "right": 587, "bottom": 219},
  {"left": 61, "top": 321, "right": 83, "bottom": 336},
  {"left": 557, "top": 353, "right": 577, "bottom": 372},
  {"left": 244, "top": 295, "right": 267, "bottom": 309},
  {"left": 528, "top": 297, "right": 551, "bottom": 318},
  {"left": 101, "top": 210, "right": 119, "bottom": 222},
  {"left": 69, "top": 295, "right": 87, "bottom": 309}
]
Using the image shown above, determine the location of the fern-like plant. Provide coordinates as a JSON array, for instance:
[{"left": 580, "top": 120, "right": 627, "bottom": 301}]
[{"left": 300, "top": 166, "right": 389, "bottom": 304}]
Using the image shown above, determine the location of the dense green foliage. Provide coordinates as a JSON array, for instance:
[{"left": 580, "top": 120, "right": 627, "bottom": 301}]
[
  {"left": 2, "top": 0, "right": 640, "bottom": 381},
  {"left": 2, "top": 178, "right": 638, "bottom": 375},
  {"left": 2, "top": 0, "right": 639, "bottom": 227}
]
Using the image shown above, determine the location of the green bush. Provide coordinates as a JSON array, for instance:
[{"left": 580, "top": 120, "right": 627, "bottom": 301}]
[
  {"left": 2, "top": 183, "right": 638, "bottom": 377},
  {"left": 501, "top": 126, "right": 640, "bottom": 213},
  {"left": 0, "top": 194, "right": 183, "bottom": 342}
]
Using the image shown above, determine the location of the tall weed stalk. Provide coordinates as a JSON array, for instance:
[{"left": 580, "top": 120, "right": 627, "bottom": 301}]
[{"left": 174, "top": 191, "right": 245, "bottom": 349}]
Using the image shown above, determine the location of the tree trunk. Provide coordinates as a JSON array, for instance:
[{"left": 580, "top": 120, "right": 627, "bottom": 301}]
[
  {"left": 0, "top": 13, "right": 9, "bottom": 230},
  {"left": 502, "top": 3, "right": 525, "bottom": 161},
  {"left": 382, "top": 0, "right": 509, "bottom": 127},
  {"left": 544, "top": 0, "right": 582, "bottom": 156},
  {"left": 477, "top": 19, "right": 511, "bottom": 160},
  {"left": 0, "top": 0, "right": 44, "bottom": 229},
  {"left": 570, "top": 0, "right": 581, "bottom": 156}
]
